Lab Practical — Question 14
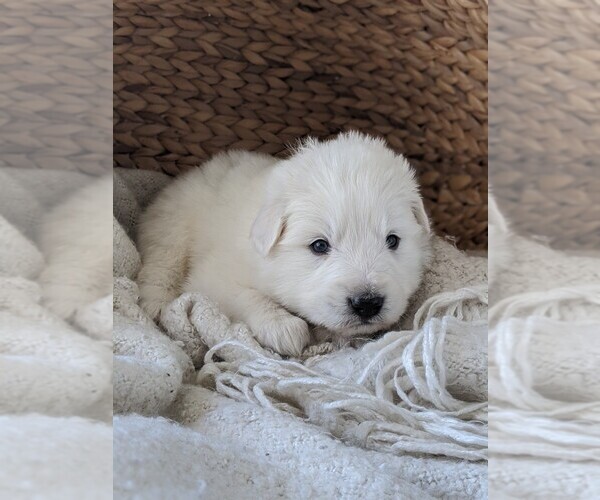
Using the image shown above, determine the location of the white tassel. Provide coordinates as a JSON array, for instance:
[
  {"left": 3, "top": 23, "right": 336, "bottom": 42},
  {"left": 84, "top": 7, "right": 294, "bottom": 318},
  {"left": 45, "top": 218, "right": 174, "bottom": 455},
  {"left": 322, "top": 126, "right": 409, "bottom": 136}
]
[
  {"left": 196, "top": 287, "right": 488, "bottom": 461},
  {"left": 489, "top": 285, "right": 600, "bottom": 461}
]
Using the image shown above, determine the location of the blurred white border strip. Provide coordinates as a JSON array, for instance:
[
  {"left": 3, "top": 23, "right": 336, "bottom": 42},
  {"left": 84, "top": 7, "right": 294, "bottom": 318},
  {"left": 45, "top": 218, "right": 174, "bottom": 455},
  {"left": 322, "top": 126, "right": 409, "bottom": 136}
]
[
  {"left": 489, "top": 0, "right": 600, "bottom": 496},
  {"left": 0, "top": 0, "right": 112, "bottom": 497}
]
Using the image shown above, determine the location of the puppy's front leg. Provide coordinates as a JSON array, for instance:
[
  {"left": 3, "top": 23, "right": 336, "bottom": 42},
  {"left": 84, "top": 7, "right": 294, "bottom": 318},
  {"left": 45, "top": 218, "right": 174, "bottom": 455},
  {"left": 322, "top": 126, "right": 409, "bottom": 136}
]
[{"left": 234, "top": 288, "right": 310, "bottom": 357}]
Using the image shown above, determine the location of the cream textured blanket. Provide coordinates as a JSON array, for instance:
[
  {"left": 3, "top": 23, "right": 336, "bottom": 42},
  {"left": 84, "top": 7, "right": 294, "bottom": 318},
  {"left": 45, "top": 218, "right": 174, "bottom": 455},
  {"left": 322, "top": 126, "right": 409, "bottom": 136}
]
[
  {"left": 2, "top": 166, "right": 596, "bottom": 498},
  {"left": 113, "top": 168, "right": 488, "bottom": 499},
  {"left": 488, "top": 228, "right": 600, "bottom": 497},
  {"left": 0, "top": 168, "right": 112, "bottom": 499}
]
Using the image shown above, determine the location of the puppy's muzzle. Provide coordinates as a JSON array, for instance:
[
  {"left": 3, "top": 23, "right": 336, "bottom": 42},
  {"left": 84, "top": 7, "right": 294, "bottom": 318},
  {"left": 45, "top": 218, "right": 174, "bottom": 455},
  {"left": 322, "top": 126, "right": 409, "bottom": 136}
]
[{"left": 348, "top": 293, "right": 384, "bottom": 320}]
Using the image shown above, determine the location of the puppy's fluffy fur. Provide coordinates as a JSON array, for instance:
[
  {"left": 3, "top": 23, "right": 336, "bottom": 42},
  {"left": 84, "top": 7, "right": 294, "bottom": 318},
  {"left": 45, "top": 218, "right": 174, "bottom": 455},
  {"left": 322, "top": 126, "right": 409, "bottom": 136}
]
[{"left": 138, "top": 132, "right": 431, "bottom": 355}]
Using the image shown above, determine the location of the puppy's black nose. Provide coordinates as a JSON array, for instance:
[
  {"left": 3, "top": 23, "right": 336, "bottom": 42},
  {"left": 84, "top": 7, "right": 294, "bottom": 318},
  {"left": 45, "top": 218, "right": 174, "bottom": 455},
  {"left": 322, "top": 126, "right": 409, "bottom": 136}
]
[{"left": 348, "top": 294, "right": 384, "bottom": 320}]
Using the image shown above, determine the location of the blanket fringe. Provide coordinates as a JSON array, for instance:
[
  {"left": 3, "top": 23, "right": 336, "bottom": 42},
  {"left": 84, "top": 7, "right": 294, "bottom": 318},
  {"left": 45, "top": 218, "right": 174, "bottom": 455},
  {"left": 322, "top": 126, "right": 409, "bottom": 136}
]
[
  {"left": 197, "top": 287, "right": 488, "bottom": 461},
  {"left": 490, "top": 284, "right": 600, "bottom": 324},
  {"left": 490, "top": 285, "right": 600, "bottom": 461}
]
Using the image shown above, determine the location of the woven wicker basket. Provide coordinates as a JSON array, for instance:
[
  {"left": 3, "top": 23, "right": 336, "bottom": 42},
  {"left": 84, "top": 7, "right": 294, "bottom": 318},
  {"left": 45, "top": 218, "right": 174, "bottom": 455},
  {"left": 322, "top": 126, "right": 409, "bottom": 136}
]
[
  {"left": 1, "top": 0, "right": 111, "bottom": 175},
  {"left": 114, "top": 0, "right": 488, "bottom": 250},
  {"left": 490, "top": 0, "right": 600, "bottom": 251}
]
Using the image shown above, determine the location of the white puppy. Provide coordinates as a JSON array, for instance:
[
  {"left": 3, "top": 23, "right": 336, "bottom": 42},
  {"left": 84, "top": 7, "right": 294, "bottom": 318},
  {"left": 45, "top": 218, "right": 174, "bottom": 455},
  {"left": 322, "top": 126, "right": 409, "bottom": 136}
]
[{"left": 137, "top": 132, "right": 431, "bottom": 356}]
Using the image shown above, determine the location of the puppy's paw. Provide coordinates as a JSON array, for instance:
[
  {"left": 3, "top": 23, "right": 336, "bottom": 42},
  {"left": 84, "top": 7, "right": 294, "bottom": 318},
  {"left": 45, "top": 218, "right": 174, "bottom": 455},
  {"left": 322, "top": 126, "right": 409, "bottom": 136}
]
[
  {"left": 139, "top": 289, "right": 173, "bottom": 322},
  {"left": 254, "top": 313, "right": 310, "bottom": 357}
]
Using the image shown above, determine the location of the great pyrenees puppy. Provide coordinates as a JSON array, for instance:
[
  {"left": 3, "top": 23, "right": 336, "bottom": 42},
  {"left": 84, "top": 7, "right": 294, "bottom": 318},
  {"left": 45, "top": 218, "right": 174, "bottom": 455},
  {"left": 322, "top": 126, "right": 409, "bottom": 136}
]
[{"left": 137, "top": 132, "right": 431, "bottom": 356}]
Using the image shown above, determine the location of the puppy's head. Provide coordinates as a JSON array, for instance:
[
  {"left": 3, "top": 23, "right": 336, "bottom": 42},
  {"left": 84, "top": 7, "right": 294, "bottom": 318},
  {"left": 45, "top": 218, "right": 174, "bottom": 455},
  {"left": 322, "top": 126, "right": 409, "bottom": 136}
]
[{"left": 251, "top": 132, "right": 431, "bottom": 338}]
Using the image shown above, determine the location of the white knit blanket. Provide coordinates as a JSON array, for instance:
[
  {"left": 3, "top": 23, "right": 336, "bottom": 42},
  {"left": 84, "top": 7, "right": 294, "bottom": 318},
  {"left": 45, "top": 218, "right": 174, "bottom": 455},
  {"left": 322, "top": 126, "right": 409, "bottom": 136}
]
[
  {"left": 2, "top": 166, "right": 597, "bottom": 498},
  {"left": 0, "top": 168, "right": 112, "bottom": 499},
  {"left": 113, "top": 168, "right": 488, "bottom": 499},
  {"left": 488, "top": 234, "right": 600, "bottom": 497}
]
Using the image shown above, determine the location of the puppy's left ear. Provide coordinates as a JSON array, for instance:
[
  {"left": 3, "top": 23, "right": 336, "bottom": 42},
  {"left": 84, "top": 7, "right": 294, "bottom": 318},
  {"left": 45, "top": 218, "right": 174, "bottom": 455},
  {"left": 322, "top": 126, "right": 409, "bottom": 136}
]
[
  {"left": 251, "top": 200, "right": 286, "bottom": 257},
  {"left": 412, "top": 197, "right": 431, "bottom": 233},
  {"left": 489, "top": 191, "right": 509, "bottom": 233}
]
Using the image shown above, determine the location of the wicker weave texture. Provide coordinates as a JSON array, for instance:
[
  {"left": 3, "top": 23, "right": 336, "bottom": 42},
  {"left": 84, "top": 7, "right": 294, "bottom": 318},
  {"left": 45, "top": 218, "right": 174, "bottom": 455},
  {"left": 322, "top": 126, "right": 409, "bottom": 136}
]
[
  {"left": 490, "top": 0, "right": 600, "bottom": 250},
  {"left": 0, "top": 0, "right": 112, "bottom": 175},
  {"left": 114, "top": 0, "right": 488, "bottom": 250}
]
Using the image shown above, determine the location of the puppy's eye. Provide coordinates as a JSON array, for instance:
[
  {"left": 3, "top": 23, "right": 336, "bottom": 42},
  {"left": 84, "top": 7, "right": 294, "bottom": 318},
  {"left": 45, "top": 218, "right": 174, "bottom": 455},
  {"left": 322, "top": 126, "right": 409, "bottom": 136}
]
[
  {"left": 386, "top": 234, "right": 400, "bottom": 250},
  {"left": 310, "top": 239, "right": 330, "bottom": 255}
]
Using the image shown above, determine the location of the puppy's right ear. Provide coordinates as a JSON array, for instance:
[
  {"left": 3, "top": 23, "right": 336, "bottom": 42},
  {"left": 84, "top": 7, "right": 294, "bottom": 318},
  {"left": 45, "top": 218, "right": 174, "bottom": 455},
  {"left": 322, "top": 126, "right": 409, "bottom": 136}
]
[
  {"left": 412, "top": 197, "right": 431, "bottom": 234},
  {"left": 251, "top": 200, "right": 286, "bottom": 257}
]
